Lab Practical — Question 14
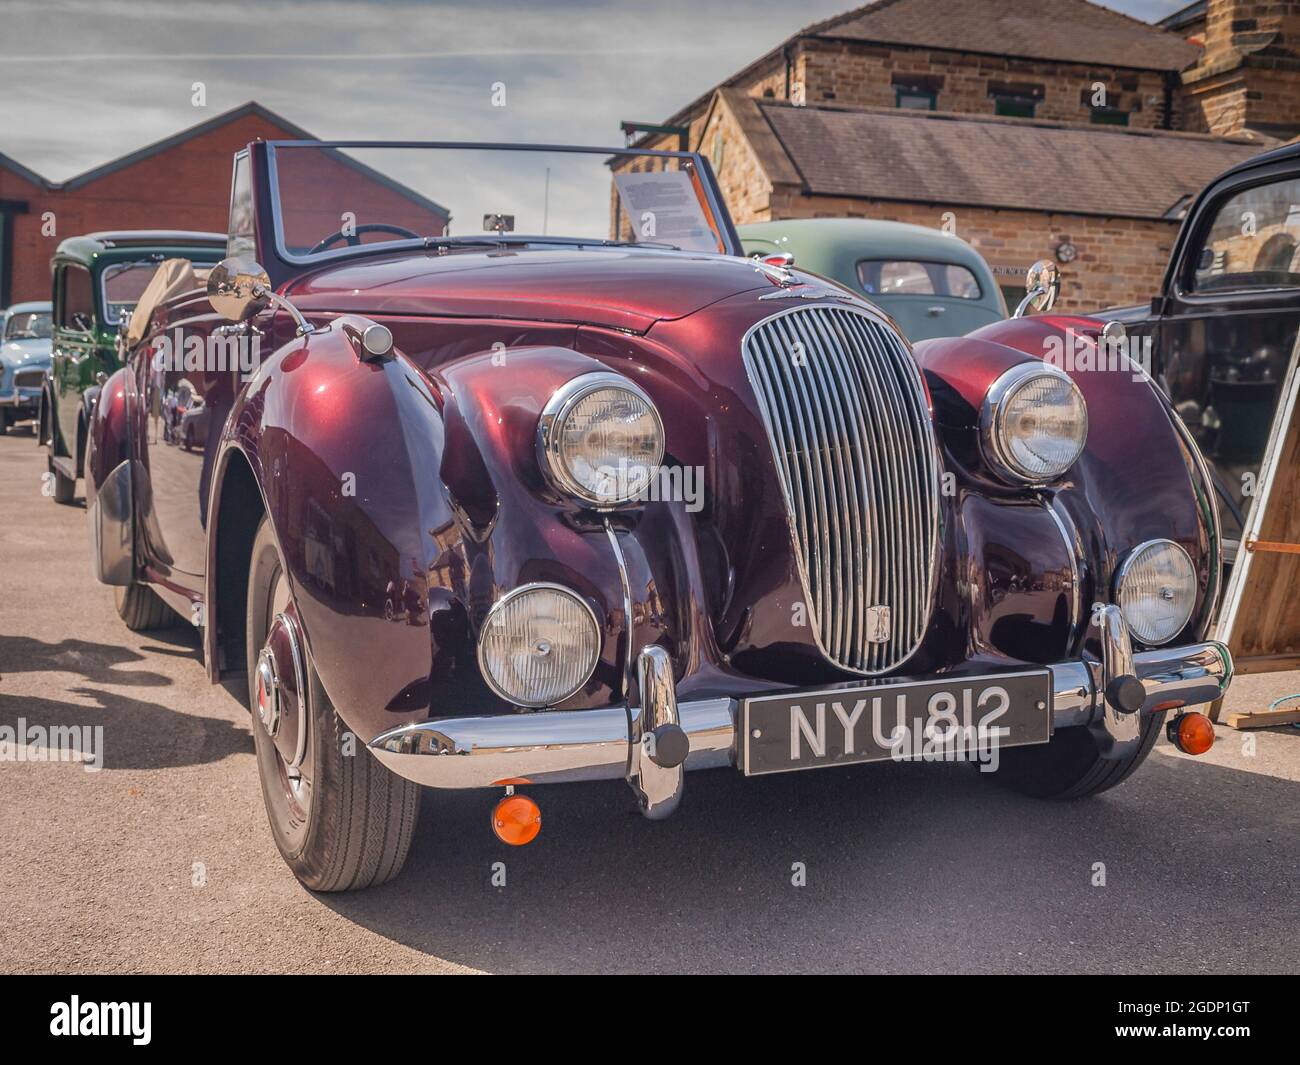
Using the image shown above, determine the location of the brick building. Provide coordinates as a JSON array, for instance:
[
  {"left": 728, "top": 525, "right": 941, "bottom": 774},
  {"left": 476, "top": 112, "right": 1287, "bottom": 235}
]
[
  {"left": 0, "top": 102, "right": 448, "bottom": 307},
  {"left": 631, "top": 0, "right": 1299, "bottom": 309}
]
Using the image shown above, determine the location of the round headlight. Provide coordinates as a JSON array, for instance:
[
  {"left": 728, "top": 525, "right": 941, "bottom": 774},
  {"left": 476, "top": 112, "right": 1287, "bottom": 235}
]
[
  {"left": 980, "top": 363, "right": 1088, "bottom": 484},
  {"left": 538, "top": 372, "right": 664, "bottom": 507},
  {"left": 1115, "top": 539, "right": 1197, "bottom": 646},
  {"left": 477, "top": 584, "right": 601, "bottom": 707}
]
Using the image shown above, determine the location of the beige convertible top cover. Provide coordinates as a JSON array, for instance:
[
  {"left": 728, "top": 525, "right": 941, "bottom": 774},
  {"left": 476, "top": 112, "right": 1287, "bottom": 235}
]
[{"left": 125, "top": 259, "right": 212, "bottom": 348}]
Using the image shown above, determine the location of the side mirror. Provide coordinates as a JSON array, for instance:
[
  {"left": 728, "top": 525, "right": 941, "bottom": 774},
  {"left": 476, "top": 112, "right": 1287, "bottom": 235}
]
[
  {"left": 1014, "top": 259, "right": 1061, "bottom": 318},
  {"left": 207, "top": 257, "right": 271, "bottom": 322}
]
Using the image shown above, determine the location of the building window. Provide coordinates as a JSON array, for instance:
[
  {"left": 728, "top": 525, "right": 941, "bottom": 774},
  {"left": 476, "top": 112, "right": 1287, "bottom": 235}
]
[
  {"left": 892, "top": 74, "right": 942, "bottom": 111},
  {"left": 993, "top": 94, "right": 1038, "bottom": 118},
  {"left": 896, "top": 87, "right": 936, "bottom": 110},
  {"left": 1091, "top": 107, "right": 1130, "bottom": 126}
]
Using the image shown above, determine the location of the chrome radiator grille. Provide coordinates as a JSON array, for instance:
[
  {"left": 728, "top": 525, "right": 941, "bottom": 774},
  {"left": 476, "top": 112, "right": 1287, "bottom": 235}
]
[{"left": 742, "top": 305, "right": 940, "bottom": 674}]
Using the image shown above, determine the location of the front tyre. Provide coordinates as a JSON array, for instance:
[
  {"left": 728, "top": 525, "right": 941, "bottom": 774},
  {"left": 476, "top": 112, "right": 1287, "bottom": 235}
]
[
  {"left": 988, "top": 710, "right": 1166, "bottom": 799},
  {"left": 245, "top": 516, "right": 420, "bottom": 891}
]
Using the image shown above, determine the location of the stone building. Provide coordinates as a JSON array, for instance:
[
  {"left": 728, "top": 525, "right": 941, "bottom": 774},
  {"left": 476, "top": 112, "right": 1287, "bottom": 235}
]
[{"left": 631, "top": 0, "right": 1298, "bottom": 310}]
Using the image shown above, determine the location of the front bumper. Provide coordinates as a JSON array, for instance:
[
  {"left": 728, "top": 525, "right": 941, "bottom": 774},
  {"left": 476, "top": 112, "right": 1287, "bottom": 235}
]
[
  {"left": 369, "top": 618, "right": 1232, "bottom": 812},
  {"left": 0, "top": 387, "right": 40, "bottom": 410}
]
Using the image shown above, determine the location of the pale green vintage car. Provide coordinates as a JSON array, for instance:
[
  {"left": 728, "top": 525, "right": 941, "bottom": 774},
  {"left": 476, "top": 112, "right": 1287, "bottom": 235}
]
[{"left": 739, "top": 218, "right": 1006, "bottom": 341}]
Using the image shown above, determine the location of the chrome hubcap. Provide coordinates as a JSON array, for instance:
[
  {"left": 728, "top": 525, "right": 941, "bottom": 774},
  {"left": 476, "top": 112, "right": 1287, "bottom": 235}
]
[{"left": 255, "top": 649, "right": 280, "bottom": 737}]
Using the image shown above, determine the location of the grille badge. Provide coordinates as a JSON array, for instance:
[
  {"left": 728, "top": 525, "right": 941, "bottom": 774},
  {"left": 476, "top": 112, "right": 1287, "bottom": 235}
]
[{"left": 865, "top": 606, "right": 891, "bottom": 644}]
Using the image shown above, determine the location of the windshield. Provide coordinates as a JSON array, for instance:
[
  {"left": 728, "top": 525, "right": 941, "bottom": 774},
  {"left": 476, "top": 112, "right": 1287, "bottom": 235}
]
[
  {"left": 102, "top": 262, "right": 163, "bottom": 325},
  {"left": 267, "top": 143, "right": 735, "bottom": 264},
  {"left": 4, "top": 311, "right": 52, "bottom": 340}
]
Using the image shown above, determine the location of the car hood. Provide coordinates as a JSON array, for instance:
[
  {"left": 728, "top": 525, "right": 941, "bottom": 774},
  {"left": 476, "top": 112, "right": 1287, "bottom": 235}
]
[
  {"left": 1, "top": 338, "right": 52, "bottom": 368},
  {"left": 284, "top": 247, "right": 776, "bottom": 333}
]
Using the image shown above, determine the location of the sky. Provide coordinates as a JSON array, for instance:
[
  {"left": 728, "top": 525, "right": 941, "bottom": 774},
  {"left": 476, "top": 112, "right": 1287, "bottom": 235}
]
[{"left": 0, "top": 0, "right": 1195, "bottom": 183}]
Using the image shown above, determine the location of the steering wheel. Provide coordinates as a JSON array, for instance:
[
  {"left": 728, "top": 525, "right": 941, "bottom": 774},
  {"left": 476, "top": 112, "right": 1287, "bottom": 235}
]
[{"left": 308, "top": 222, "right": 420, "bottom": 255}]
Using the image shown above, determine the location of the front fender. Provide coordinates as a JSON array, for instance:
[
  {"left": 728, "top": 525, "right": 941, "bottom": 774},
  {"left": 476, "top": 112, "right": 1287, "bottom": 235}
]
[
  {"left": 84, "top": 367, "right": 135, "bottom": 586},
  {"left": 206, "top": 317, "right": 463, "bottom": 742},
  {"left": 916, "top": 315, "right": 1221, "bottom": 648}
]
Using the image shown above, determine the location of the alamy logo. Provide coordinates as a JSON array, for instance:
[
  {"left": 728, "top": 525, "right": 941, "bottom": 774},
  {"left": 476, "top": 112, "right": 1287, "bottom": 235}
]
[
  {"left": 50, "top": 997, "right": 151, "bottom": 1045},
  {"left": 1041, "top": 327, "right": 1151, "bottom": 382},
  {"left": 0, "top": 718, "right": 103, "bottom": 771},
  {"left": 152, "top": 327, "right": 262, "bottom": 378}
]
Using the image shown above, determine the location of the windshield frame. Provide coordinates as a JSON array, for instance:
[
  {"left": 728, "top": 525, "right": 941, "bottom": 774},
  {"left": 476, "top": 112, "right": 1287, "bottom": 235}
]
[{"left": 264, "top": 140, "right": 743, "bottom": 269}]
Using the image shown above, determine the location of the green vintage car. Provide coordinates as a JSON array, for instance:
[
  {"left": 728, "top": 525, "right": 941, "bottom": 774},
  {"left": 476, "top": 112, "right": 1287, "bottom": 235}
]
[
  {"left": 42, "top": 230, "right": 225, "bottom": 503},
  {"left": 738, "top": 218, "right": 1007, "bottom": 341}
]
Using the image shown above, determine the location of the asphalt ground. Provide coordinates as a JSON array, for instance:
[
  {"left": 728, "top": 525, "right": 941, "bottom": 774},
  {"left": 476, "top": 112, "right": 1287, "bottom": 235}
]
[{"left": 0, "top": 426, "right": 1296, "bottom": 974}]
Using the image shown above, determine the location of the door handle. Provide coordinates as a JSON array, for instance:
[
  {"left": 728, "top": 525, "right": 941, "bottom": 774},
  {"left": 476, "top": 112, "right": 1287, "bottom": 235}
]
[{"left": 926, "top": 306, "right": 945, "bottom": 316}]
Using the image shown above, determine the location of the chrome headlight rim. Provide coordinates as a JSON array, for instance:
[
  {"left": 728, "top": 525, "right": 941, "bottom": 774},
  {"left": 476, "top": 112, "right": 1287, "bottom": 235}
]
[
  {"left": 475, "top": 581, "right": 602, "bottom": 708},
  {"left": 979, "top": 361, "right": 1089, "bottom": 486},
  {"left": 1113, "top": 538, "right": 1197, "bottom": 647},
  {"left": 536, "top": 371, "right": 665, "bottom": 510}
]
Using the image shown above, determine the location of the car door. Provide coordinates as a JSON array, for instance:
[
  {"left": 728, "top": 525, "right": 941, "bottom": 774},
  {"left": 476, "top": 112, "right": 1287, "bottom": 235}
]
[
  {"left": 50, "top": 262, "right": 96, "bottom": 463},
  {"left": 135, "top": 295, "right": 240, "bottom": 585},
  {"left": 1157, "top": 170, "right": 1300, "bottom": 552}
]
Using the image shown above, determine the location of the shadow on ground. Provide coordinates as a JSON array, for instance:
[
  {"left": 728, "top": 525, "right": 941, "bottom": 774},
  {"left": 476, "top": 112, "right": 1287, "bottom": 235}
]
[{"left": 317, "top": 748, "right": 1299, "bottom": 974}]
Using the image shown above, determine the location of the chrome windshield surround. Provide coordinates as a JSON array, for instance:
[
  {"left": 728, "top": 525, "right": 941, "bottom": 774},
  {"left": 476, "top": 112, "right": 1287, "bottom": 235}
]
[
  {"left": 536, "top": 371, "right": 665, "bottom": 510},
  {"left": 263, "top": 140, "right": 744, "bottom": 270},
  {"left": 979, "top": 361, "right": 1088, "bottom": 486},
  {"left": 475, "top": 582, "right": 603, "bottom": 708},
  {"left": 741, "top": 303, "right": 942, "bottom": 676}
]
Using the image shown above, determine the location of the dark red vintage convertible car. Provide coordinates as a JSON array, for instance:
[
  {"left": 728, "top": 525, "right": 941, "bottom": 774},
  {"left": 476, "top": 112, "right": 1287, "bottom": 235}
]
[{"left": 85, "top": 140, "right": 1231, "bottom": 890}]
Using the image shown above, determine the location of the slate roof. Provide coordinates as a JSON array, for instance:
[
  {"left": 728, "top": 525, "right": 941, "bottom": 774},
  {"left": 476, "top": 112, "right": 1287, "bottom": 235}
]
[{"left": 751, "top": 98, "right": 1264, "bottom": 219}]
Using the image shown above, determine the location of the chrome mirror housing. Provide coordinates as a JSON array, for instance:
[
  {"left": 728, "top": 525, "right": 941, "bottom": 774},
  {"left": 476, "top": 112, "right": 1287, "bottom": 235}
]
[
  {"left": 207, "top": 256, "right": 317, "bottom": 335},
  {"left": 1014, "top": 259, "right": 1061, "bottom": 317},
  {"left": 207, "top": 257, "right": 272, "bottom": 322}
]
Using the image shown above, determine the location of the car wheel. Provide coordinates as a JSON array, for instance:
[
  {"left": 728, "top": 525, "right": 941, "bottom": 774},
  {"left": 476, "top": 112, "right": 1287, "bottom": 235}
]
[
  {"left": 0, "top": 409, "right": 9, "bottom": 434},
  {"left": 114, "top": 582, "right": 179, "bottom": 631},
  {"left": 48, "top": 455, "right": 75, "bottom": 504},
  {"left": 245, "top": 516, "right": 420, "bottom": 891},
  {"left": 987, "top": 710, "right": 1166, "bottom": 799}
]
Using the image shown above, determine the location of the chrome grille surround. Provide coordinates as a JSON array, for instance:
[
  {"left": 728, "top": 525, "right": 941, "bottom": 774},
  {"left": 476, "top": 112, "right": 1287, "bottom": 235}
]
[{"left": 742, "top": 304, "right": 942, "bottom": 675}]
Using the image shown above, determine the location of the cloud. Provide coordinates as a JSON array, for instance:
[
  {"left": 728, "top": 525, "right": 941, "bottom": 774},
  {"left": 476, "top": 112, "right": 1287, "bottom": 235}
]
[{"left": 1, "top": 0, "right": 1181, "bottom": 182}]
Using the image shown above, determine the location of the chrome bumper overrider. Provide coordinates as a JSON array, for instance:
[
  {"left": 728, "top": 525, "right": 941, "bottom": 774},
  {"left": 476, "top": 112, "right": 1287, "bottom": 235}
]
[{"left": 369, "top": 625, "right": 1232, "bottom": 808}]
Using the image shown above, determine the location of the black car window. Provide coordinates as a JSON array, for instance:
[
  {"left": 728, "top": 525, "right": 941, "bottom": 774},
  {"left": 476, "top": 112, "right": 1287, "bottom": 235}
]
[
  {"left": 1190, "top": 175, "right": 1300, "bottom": 293},
  {"left": 57, "top": 265, "right": 95, "bottom": 333},
  {"left": 857, "top": 259, "right": 983, "bottom": 299}
]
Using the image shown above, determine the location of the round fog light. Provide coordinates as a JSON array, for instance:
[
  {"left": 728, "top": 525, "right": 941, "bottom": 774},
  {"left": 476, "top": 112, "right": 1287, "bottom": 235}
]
[
  {"left": 478, "top": 583, "right": 601, "bottom": 707},
  {"left": 1115, "top": 539, "right": 1197, "bottom": 646}
]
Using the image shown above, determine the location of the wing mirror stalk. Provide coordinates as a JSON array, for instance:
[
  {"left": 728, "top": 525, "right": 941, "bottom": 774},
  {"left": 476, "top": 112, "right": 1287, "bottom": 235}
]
[{"left": 207, "top": 257, "right": 321, "bottom": 336}]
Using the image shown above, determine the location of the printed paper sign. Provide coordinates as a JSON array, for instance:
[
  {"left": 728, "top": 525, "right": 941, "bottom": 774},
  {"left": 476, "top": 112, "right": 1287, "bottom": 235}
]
[{"left": 613, "top": 170, "right": 718, "bottom": 253}]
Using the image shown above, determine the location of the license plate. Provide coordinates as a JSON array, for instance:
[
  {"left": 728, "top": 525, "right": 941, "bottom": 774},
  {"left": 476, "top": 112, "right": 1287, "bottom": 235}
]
[{"left": 740, "top": 670, "right": 1052, "bottom": 776}]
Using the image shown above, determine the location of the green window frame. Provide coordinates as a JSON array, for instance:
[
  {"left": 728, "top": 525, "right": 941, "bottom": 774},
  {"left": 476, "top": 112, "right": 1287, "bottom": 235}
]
[
  {"left": 1091, "top": 107, "right": 1130, "bottom": 126},
  {"left": 895, "top": 88, "right": 937, "bottom": 111},
  {"left": 993, "top": 95, "right": 1037, "bottom": 118}
]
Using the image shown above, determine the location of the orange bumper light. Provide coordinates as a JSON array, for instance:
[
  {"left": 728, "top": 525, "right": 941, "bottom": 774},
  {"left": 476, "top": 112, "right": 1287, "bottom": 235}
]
[
  {"left": 1168, "top": 711, "right": 1215, "bottom": 756},
  {"left": 492, "top": 794, "right": 542, "bottom": 846}
]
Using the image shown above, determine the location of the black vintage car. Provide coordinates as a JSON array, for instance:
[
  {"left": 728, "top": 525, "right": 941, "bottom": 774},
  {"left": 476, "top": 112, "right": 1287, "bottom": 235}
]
[{"left": 1102, "top": 141, "right": 1300, "bottom": 561}]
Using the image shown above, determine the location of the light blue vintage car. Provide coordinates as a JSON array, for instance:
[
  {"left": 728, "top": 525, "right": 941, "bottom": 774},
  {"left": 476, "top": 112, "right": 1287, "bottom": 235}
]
[
  {"left": 738, "top": 219, "right": 1006, "bottom": 341},
  {"left": 0, "top": 300, "right": 53, "bottom": 433}
]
